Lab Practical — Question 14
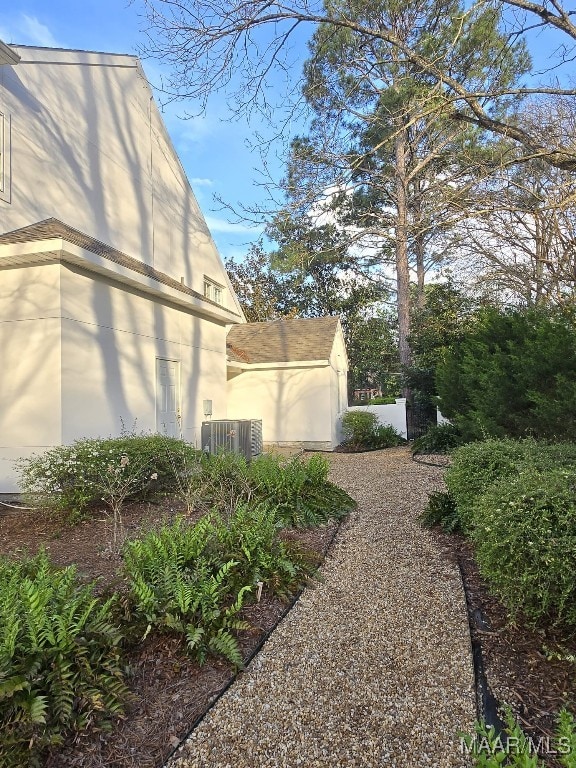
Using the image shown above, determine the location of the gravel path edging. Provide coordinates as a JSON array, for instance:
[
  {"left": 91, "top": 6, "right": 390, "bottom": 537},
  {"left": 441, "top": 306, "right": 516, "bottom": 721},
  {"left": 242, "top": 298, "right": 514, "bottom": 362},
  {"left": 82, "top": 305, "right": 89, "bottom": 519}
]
[{"left": 167, "top": 448, "right": 476, "bottom": 767}]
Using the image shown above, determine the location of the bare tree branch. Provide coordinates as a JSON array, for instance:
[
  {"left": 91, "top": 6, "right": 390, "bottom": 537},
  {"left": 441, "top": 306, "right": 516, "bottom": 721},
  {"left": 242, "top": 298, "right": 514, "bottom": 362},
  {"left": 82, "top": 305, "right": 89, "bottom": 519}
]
[{"left": 140, "top": 0, "right": 576, "bottom": 169}]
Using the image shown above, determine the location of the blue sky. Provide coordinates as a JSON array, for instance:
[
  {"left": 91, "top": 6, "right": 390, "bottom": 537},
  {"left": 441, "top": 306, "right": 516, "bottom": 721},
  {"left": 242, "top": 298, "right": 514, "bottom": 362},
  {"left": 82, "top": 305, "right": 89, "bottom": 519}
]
[{"left": 0, "top": 1, "right": 290, "bottom": 262}]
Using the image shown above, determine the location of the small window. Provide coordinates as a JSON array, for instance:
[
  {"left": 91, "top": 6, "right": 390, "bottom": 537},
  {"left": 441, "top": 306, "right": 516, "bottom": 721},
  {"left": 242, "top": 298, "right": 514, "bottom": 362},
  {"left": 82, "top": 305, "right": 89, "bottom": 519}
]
[
  {"left": 0, "top": 110, "right": 11, "bottom": 203},
  {"left": 204, "top": 277, "right": 225, "bottom": 305}
]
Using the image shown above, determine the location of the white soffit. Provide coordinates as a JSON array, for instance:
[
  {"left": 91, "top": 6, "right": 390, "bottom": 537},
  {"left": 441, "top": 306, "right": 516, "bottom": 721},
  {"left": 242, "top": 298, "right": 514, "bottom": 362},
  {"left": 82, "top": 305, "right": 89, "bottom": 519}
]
[{"left": 226, "top": 359, "right": 329, "bottom": 371}]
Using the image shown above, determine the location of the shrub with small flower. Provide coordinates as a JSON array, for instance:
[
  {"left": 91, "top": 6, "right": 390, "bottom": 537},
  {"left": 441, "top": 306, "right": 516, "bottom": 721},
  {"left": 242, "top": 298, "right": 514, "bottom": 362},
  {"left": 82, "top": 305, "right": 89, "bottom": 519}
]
[
  {"left": 472, "top": 467, "right": 576, "bottom": 630},
  {"left": 431, "top": 438, "right": 576, "bottom": 631},
  {"left": 17, "top": 434, "right": 200, "bottom": 520}
]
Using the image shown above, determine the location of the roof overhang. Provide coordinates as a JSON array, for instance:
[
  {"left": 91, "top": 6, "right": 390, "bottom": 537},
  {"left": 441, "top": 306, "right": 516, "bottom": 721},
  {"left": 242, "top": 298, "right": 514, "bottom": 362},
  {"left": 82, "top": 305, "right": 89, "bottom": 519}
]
[
  {"left": 0, "top": 41, "right": 20, "bottom": 66},
  {"left": 0, "top": 239, "right": 243, "bottom": 325},
  {"left": 226, "top": 359, "right": 329, "bottom": 373}
]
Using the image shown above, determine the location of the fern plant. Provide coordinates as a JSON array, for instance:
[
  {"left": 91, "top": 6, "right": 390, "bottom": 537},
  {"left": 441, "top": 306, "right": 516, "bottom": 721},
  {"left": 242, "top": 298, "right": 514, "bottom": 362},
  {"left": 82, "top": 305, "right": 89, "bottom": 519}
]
[
  {"left": 248, "top": 454, "right": 355, "bottom": 528},
  {"left": 419, "top": 491, "right": 461, "bottom": 533},
  {"left": 0, "top": 551, "right": 128, "bottom": 768},
  {"left": 215, "top": 502, "right": 316, "bottom": 600},
  {"left": 123, "top": 519, "right": 252, "bottom": 667}
]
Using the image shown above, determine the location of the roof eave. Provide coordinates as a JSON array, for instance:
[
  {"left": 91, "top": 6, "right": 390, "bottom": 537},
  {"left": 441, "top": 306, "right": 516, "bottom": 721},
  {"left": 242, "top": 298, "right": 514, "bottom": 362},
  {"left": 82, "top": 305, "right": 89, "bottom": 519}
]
[
  {"left": 0, "top": 41, "right": 20, "bottom": 66},
  {"left": 226, "top": 359, "right": 329, "bottom": 371},
  {"left": 0, "top": 240, "right": 243, "bottom": 324}
]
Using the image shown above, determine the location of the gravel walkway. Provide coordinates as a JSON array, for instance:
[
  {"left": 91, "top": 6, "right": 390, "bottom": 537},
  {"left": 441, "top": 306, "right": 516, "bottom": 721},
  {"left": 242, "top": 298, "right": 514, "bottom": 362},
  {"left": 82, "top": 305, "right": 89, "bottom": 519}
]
[{"left": 168, "top": 448, "right": 475, "bottom": 768}]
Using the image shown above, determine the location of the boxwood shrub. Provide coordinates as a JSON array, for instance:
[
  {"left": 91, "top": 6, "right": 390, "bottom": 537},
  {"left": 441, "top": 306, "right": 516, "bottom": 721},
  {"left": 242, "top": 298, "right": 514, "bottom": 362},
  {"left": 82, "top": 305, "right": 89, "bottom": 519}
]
[
  {"left": 472, "top": 468, "right": 576, "bottom": 629},
  {"left": 411, "top": 423, "right": 464, "bottom": 455},
  {"left": 446, "top": 438, "right": 576, "bottom": 533},
  {"left": 341, "top": 411, "right": 403, "bottom": 451}
]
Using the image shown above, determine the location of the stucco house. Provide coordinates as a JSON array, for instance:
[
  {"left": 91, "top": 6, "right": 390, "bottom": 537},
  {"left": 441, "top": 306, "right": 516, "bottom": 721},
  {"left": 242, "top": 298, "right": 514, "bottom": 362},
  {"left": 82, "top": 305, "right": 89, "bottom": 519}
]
[
  {"left": 0, "top": 42, "right": 348, "bottom": 492},
  {"left": 227, "top": 317, "right": 348, "bottom": 451}
]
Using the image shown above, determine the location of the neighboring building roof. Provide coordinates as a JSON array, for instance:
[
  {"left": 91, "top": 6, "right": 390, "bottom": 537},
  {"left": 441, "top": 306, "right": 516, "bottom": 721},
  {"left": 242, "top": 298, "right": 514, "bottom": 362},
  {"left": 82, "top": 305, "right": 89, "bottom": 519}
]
[
  {"left": 227, "top": 316, "right": 340, "bottom": 364},
  {"left": 0, "top": 218, "right": 233, "bottom": 313}
]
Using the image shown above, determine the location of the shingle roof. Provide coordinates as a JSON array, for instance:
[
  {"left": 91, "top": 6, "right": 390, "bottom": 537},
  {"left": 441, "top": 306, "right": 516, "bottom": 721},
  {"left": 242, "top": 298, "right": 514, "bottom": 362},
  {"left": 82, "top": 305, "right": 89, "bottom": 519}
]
[
  {"left": 0, "top": 218, "right": 230, "bottom": 312},
  {"left": 227, "top": 316, "right": 340, "bottom": 364}
]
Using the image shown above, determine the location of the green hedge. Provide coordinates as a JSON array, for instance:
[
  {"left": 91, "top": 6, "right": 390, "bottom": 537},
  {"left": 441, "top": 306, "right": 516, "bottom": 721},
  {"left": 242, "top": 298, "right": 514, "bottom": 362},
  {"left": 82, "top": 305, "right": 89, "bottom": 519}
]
[
  {"left": 472, "top": 468, "right": 576, "bottom": 629},
  {"left": 444, "top": 439, "right": 530, "bottom": 533},
  {"left": 445, "top": 439, "right": 576, "bottom": 533},
  {"left": 438, "top": 438, "right": 576, "bottom": 631}
]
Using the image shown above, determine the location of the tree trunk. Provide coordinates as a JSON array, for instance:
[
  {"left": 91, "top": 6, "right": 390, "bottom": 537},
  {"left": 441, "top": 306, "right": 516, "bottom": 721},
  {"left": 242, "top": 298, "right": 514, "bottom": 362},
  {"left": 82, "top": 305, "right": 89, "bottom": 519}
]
[{"left": 394, "top": 129, "right": 412, "bottom": 384}]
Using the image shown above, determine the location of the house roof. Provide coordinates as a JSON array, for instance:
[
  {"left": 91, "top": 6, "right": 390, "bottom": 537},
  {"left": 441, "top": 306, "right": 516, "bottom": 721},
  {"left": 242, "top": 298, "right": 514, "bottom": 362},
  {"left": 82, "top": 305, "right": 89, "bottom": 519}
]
[
  {"left": 0, "top": 40, "right": 20, "bottom": 65},
  {"left": 227, "top": 316, "right": 341, "bottom": 364},
  {"left": 0, "top": 218, "right": 236, "bottom": 315}
]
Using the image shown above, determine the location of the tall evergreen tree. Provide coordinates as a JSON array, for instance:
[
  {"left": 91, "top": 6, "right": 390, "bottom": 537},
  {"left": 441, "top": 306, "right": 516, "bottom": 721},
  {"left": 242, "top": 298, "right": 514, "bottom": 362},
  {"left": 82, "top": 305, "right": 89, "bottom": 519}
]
[{"left": 275, "top": 0, "right": 529, "bottom": 374}]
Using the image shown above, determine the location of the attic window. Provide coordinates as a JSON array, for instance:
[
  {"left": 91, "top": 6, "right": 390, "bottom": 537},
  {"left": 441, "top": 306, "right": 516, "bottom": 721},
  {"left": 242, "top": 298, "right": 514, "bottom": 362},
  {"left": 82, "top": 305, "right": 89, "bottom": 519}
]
[{"left": 204, "top": 277, "right": 224, "bottom": 305}]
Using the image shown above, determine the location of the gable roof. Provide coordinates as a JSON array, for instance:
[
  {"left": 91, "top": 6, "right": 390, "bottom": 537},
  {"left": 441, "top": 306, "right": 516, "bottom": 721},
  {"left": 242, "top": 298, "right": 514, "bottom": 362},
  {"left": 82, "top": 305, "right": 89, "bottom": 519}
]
[
  {"left": 0, "top": 218, "right": 242, "bottom": 319},
  {"left": 227, "top": 316, "right": 340, "bottom": 364},
  {"left": 0, "top": 40, "right": 20, "bottom": 65}
]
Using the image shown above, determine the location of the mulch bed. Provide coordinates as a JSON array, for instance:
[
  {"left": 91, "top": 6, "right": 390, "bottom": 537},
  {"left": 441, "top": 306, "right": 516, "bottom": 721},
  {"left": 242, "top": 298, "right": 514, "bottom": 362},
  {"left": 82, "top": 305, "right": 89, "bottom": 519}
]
[
  {"left": 429, "top": 521, "right": 576, "bottom": 767},
  {"left": 0, "top": 499, "right": 339, "bottom": 768},
  {"left": 409, "top": 454, "right": 576, "bottom": 765}
]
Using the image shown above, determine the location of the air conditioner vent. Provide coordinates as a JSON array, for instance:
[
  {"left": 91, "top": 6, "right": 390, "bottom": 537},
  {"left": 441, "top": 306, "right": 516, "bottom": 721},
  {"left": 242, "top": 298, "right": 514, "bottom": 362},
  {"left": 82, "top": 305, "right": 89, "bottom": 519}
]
[{"left": 201, "top": 419, "right": 263, "bottom": 461}]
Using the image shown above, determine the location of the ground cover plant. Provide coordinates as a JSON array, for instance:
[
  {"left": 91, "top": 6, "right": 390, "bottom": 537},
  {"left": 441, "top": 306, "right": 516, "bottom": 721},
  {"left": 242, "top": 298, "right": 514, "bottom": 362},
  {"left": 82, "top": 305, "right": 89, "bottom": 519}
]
[
  {"left": 247, "top": 453, "right": 356, "bottom": 527},
  {"left": 3, "top": 440, "right": 354, "bottom": 766},
  {"left": 123, "top": 504, "right": 316, "bottom": 667},
  {"left": 173, "top": 450, "right": 356, "bottom": 528},
  {"left": 0, "top": 551, "right": 129, "bottom": 768}
]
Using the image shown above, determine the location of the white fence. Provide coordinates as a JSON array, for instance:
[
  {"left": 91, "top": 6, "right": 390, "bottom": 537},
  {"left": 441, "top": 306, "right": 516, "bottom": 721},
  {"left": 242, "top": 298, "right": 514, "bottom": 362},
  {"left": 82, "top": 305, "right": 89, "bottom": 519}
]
[
  {"left": 347, "top": 398, "right": 408, "bottom": 439},
  {"left": 437, "top": 409, "right": 451, "bottom": 425}
]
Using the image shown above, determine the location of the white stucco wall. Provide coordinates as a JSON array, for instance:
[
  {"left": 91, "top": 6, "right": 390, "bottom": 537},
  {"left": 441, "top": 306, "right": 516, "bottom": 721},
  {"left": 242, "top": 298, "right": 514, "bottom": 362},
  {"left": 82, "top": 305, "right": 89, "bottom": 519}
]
[
  {"left": 0, "top": 262, "right": 229, "bottom": 492},
  {"left": 328, "top": 326, "right": 349, "bottom": 447},
  {"left": 59, "top": 265, "right": 228, "bottom": 445},
  {"left": 227, "top": 365, "right": 335, "bottom": 448},
  {"left": 0, "top": 264, "right": 63, "bottom": 491},
  {"left": 437, "top": 409, "right": 451, "bottom": 425},
  {"left": 0, "top": 46, "right": 242, "bottom": 315}
]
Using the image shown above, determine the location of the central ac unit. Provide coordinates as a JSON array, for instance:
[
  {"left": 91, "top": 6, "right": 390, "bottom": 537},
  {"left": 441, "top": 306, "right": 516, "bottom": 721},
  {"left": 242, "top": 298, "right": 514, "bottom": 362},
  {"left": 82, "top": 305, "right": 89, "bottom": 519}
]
[{"left": 201, "top": 419, "right": 263, "bottom": 460}]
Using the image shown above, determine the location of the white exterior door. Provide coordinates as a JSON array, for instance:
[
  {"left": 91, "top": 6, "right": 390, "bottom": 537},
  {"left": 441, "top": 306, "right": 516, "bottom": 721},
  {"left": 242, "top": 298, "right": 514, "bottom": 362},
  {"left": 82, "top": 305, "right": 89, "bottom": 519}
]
[{"left": 156, "top": 358, "right": 180, "bottom": 437}]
